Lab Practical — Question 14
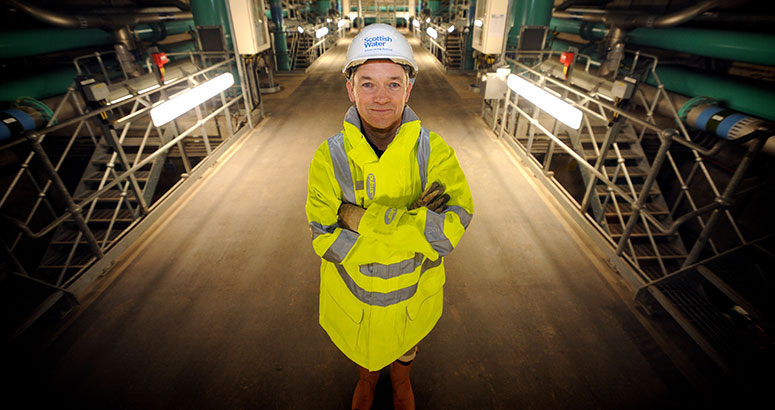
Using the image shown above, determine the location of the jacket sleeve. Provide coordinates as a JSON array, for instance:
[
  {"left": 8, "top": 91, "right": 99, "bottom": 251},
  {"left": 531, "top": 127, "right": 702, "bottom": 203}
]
[
  {"left": 306, "top": 144, "right": 411, "bottom": 266},
  {"left": 357, "top": 132, "right": 473, "bottom": 261},
  {"left": 306, "top": 134, "right": 474, "bottom": 264}
]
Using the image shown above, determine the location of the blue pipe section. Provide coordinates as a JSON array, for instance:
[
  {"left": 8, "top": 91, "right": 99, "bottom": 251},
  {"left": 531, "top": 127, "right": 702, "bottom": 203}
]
[
  {"left": 0, "top": 108, "right": 36, "bottom": 141},
  {"left": 691, "top": 106, "right": 754, "bottom": 140}
]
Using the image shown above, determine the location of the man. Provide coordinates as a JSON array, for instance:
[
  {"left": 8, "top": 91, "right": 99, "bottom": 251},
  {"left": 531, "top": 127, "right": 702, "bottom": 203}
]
[{"left": 305, "top": 24, "right": 473, "bottom": 410}]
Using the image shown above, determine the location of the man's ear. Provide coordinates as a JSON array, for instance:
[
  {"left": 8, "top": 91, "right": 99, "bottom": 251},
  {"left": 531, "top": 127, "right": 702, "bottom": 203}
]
[
  {"left": 345, "top": 79, "right": 356, "bottom": 103},
  {"left": 404, "top": 79, "right": 413, "bottom": 103}
]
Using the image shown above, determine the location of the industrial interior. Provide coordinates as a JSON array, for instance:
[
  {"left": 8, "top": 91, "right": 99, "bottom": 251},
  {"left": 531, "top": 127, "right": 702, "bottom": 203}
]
[{"left": 1, "top": 0, "right": 773, "bottom": 408}]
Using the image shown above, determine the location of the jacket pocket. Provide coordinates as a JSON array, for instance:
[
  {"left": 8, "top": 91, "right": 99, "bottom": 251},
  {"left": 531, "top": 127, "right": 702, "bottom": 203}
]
[
  {"left": 321, "top": 286, "right": 364, "bottom": 350},
  {"left": 404, "top": 287, "right": 443, "bottom": 343}
]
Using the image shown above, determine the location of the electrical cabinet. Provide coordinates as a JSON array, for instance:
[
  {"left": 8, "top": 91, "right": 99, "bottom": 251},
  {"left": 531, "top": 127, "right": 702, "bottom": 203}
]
[
  {"left": 472, "top": 0, "right": 509, "bottom": 55},
  {"left": 227, "top": 0, "right": 272, "bottom": 54}
]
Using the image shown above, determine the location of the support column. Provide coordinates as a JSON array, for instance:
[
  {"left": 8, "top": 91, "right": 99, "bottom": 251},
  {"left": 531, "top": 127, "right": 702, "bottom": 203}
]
[
  {"left": 270, "top": 0, "right": 291, "bottom": 71},
  {"left": 189, "top": 0, "right": 233, "bottom": 48},
  {"left": 464, "top": 0, "right": 476, "bottom": 70},
  {"left": 317, "top": 0, "right": 332, "bottom": 17}
]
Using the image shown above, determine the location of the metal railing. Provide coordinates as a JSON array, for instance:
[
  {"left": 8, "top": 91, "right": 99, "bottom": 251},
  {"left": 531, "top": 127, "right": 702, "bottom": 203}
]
[
  {"left": 288, "top": 22, "right": 340, "bottom": 71},
  {"left": 1, "top": 52, "right": 255, "bottom": 342},
  {"left": 487, "top": 50, "right": 768, "bottom": 290}
]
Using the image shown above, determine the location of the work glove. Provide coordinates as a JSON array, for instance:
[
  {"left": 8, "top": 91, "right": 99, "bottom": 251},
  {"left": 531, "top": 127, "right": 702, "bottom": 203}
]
[
  {"left": 338, "top": 203, "right": 366, "bottom": 232},
  {"left": 409, "top": 181, "right": 450, "bottom": 213}
]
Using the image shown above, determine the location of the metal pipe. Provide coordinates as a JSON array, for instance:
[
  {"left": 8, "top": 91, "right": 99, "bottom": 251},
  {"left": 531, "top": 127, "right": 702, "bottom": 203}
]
[
  {"left": 549, "top": 17, "right": 775, "bottom": 67},
  {"left": 681, "top": 136, "right": 766, "bottom": 267},
  {"left": 0, "top": 20, "right": 193, "bottom": 59},
  {"left": 617, "top": 0, "right": 729, "bottom": 29},
  {"left": 3, "top": 0, "right": 192, "bottom": 29},
  {"left": 269, "top": 0, "right": 291, "bottom": 71},
  {"left": 553, "top": 0, "right": 735, "bottom": 29}
]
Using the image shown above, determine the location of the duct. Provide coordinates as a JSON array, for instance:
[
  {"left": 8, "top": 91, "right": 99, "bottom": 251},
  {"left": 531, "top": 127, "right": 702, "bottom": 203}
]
[
  {"left": 3, "top": 0, "right": 193, "bottom": 30},
  {"left": 0, "top": 20, "right": 194, "bottom": 59},
  {"left": 549, "top": 18, "right": 775, "bottom": 67}
]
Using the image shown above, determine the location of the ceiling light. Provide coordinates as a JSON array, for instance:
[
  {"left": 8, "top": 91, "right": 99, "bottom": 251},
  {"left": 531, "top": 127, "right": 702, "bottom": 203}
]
[
  {"left": 150, "top": 72, "right": 234, "bottom": 127},
  {"left": 507, "top": 74, "right": 582, "bottom": 129}
]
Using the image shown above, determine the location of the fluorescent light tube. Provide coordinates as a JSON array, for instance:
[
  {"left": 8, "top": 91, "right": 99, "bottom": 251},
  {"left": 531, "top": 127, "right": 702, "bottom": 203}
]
[
  {"left": 150, "top": 72, "right": 234, "bottom": 127},
  {"left": 316, "top": 27, "right": 329, "bottom": 38},
  {"left": 425, "top": 17, "right": 430, "bottom": 23},
  {"left": 297, "top": 26, "right": 304, "bottom": 34},
  {"left": 108, "top": 94, "right": 132, "bottom": 105},
  {"left": 412, "top": 19, "right": 420, "bottom": 28},
  {"left": 138, "top": 84, "right": 160, "bottom": 94},
  {"left": 507, "top": 74, "right": 582, "bottom": 130},
  {"left": 474, "top": 19, "right": 483, "bottom": 27},
  {"left": 338, "top": 19, "right": 347, "bottom": 28},
  {"left": 448, "top": 25, "right": 455, "bottom": 33},
  {"left": 426, "top": 27, "right": 438, "bottom": 39}
]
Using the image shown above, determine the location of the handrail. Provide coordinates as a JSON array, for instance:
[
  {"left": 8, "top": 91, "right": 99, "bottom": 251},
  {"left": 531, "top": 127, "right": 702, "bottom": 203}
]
[{"left": 491, "top": 48, "right": 765, "bottom": 287}]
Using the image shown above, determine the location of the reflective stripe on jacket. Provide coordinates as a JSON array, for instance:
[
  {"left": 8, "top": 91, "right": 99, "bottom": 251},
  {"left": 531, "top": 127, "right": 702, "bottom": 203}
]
[{"left": 306, "top": 105, "right": 474, "bottom": 371}]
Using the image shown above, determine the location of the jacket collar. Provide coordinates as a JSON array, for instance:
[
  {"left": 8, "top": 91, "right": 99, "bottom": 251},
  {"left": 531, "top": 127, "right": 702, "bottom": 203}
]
[
  {"left": 342, "top": 105, "right": 421, "bottom": 166},
  {"left": 343, "top": 105, "right": 420, "bottom": 130}
]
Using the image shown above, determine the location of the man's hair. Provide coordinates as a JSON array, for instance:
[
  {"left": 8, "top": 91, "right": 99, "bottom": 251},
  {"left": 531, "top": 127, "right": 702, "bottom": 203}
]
[{"left": 347, "top": 61, "right": 412, "bottom": 84}]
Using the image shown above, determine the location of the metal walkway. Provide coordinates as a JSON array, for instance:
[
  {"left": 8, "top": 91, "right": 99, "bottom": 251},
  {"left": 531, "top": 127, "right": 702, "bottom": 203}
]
[{"left": 5, "top": 34, "right": 737, "bottom": 409}]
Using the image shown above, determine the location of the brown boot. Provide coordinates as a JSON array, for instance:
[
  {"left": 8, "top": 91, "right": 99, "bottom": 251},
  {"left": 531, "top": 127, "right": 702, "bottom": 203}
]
[
  {"left": 389, "top": 360, "right": 415, "bottom": 410},
  {"left": 352, "top": 365, "right": 380, "bottom": 410}
]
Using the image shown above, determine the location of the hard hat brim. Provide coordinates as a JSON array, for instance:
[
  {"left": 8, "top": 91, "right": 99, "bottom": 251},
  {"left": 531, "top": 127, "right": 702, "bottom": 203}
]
[{"left": 343, "top": 57, "right": 418, "bottom": 79}]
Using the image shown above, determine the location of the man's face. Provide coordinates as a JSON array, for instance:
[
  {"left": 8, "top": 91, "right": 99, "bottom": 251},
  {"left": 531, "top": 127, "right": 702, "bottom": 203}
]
[{"left": 346, "top": 60, "right": 413, "bottom": 132}]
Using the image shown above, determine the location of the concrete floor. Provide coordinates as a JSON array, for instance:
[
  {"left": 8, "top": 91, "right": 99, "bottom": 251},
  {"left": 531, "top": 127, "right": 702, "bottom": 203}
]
[{"left": 5, "top": 33, "right": 725, "bottom": 409}]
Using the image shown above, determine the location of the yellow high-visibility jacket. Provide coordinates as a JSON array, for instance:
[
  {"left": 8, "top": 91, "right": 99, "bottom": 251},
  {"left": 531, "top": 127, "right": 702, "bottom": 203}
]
[{"left": 306, "top": 106, "right": 474, "bottom": 371}]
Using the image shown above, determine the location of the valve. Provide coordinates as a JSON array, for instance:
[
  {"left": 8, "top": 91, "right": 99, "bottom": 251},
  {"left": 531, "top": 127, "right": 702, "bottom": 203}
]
[
  {"left": 152, "top": 52, "right": 169, "bottom": 82},
  {"left": 560, "top": 51, "right": 575, "bottom": 80}
]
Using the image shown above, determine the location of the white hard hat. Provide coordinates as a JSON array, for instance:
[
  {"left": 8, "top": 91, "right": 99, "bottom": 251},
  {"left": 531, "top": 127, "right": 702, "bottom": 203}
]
[{"left": 343, "top": 24, "right": 419, "bottom": 79}]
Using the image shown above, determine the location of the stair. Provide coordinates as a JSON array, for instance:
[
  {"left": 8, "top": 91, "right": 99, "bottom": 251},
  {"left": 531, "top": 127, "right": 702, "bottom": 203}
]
[
  {"left": 639, "top": 235, "right": 775, "bottom": 380},
  {"left": 563, "top": 121, "right": 689, "bottom": 279},
  {"left": 445, "top": 31, "right": 463, "bottom": 69},
  {"left": 290, "top": 31, "right": 314, "bottom": 71},
  {"left": 35, "top": 114, "right": 222, "bottom": 282}
]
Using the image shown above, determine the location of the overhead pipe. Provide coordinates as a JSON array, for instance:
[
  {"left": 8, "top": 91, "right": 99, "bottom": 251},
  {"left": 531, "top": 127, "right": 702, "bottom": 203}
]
[
  {"left": 550, "top": 18, "right": 775, "bottom": 67},
  {"left": 0, "top": 20, "right": 194, "bottom": 59},
  {"left": 2, "top": 0, "right": 193, "bottom": 30},
  {"left": 554, "top": 0, "right": 747, "bottom": 78},
  {"left": 553, "top": 0, "right": 736, "bottom": 29}
]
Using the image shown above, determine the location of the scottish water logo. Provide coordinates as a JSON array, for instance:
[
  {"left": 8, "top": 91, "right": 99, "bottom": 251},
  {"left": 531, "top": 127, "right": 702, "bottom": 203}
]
[{"left": 363, "top": 35, "right": 393, "bottom": 49}]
